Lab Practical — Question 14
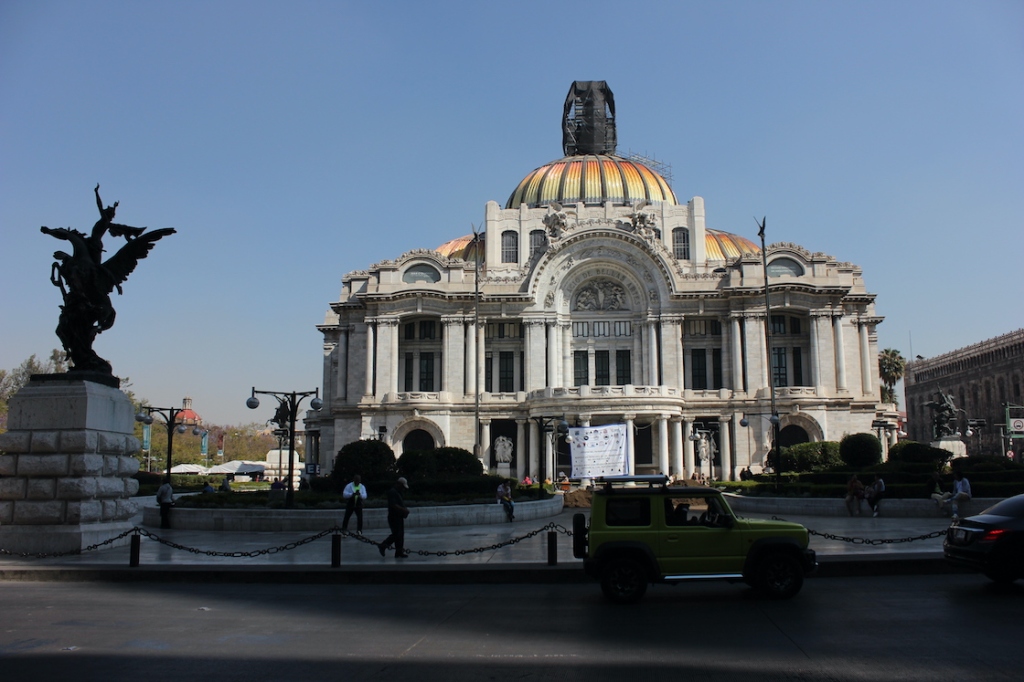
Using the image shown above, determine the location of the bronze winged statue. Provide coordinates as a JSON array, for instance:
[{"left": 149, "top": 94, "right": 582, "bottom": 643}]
[{"left": 41, "top": 186, "right": 175, "bottom": 376}]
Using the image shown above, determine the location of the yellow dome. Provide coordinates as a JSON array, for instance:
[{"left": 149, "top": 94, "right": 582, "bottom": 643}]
[
  {"left": 506, "top": 155, "right": 677, "bottom": 209},
  {"left": 705, "top": 229, "right": 759, "bottom": 260},
  {"left": 436, "top": 234, "right": 483, "bottom": 262}
]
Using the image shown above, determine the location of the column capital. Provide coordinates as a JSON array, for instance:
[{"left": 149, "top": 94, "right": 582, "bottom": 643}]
[
  {"left": 718, "top": 415, "right": 733, "bottom": 424},
  {"left": 622, "top": 413, "right": 636, "bottom": 422}
]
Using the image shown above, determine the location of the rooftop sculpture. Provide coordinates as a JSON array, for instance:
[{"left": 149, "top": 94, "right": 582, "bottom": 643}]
[{"left": 41, "top": 185, "right": 175, "bottom": 378}]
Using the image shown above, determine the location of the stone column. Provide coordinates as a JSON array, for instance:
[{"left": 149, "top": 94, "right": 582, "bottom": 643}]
[
  {"left": 363, "top": 320, "right": 375, "bottom": 397},
  {"left": 657, "top": 415, "right": 670, "bottom": 475},
  {"left": 0, "top": 378, "right": 140, "bottom": 553},
  {"left": 647, "top": 321, "right": 659, "bottom": 385},
  {"left": 683, "top": 419, "right": 695, "bottom": 477},
  {"left": 515, "top": 419, "right": 526, "bottom": 481},
  {"left": 719, "top": 416, "right": 733, "bottom": 481},
  {"left": 624, "top": 414, "right": 636, "bottom": 475},
  {"left": 528, "top": 419, "right": 540, "bottom": 479},
  {"left": 731, "top": 316, "right": 744, "bottom": 392},
  {"left": 465, "top": 320, "right": 476, "bottom": 396},
  {"left": 477, "top": 321, "right": 486, "bottom": 396},
  {"left": 480, "top": 418, "right": 491, "bottom": 471},
  {"left": 546, "top": 321, "right": 559, "bottom": 388},
  {"left": 671, "top": 417, "right": 684, "bottom": 479},
  {"left": 336, "top": 327, "right": 350, "bottom": 402},
  {"left": 809, "top": 314, "right": 823, "bottom": 394},
  {"left": 858, "top": 319, "right": 872, "bottom": 398},
  {"left": 833, "top": 313, "right": 847, "bottom": 392},
  {"left": 561, "top": 322, "right": 572, "bottom": 390}
]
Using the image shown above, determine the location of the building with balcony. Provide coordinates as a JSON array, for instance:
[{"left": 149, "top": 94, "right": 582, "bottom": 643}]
[{"left": 309, "top": 81, "right": 888, "bottom": 481}]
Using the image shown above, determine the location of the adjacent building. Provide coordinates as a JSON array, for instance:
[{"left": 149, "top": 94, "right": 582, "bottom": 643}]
[
  {"left": 904, "top": 329, "right": 1024, "bottom": 456},
  {"left": 309, "top": 81, "right": 889, "bottom": 481}
]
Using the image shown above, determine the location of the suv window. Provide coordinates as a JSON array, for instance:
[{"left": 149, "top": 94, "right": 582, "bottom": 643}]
[
  {"left": 606, "top": 498, "right": 651, "bottom": 526},
  {"left": 664, "top": 496, "right": 726, "bottom": 526}
]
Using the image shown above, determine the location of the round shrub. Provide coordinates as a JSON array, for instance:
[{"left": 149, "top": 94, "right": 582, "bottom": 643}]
[
  {"left": 783, "top": 441, "right": 842, "bottom": 472},
  {"left": 839, "top": 433, "right": 882, "bottom": 469},
  {"left": 433, "top": 446, "right": 483, "bottom": 476},
  {"left": 396, "top": 450, "right": 437, "bottom": 479},
  {"left": 330, "top": 439, "right": 396, "bottom": 485},
  {"left": 888, "top": 440, "right": 949, "bottom": 467}
]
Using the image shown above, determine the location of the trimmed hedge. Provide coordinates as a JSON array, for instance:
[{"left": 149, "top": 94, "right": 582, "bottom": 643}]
[{"left": 840, "top": 433, "right": 882, "bottom": 469}]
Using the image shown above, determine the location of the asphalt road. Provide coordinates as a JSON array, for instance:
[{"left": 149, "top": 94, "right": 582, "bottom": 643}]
[{"left": 2, "top": 574, "right": 1020, "bottom": 681}]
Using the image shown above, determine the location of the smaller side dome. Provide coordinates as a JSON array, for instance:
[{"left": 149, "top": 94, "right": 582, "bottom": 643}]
[
  {"left": 436, "top": 234, "right": 483, "bottom": 263},
  {"left": 705, "top": 229, "right": 759, "bottom": 260}
]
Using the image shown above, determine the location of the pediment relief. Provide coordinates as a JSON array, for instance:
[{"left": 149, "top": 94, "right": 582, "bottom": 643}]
[{"left": 573, "top": 278, "right": 629, "bottom": 311}]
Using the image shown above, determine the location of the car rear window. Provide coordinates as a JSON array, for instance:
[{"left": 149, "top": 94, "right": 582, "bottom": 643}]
[
  {"left": 605, "top": 498, "right": 651, "bottom": 526},
  {"left": 982, "top": 496, "right": 1024, "bottom": 518}
]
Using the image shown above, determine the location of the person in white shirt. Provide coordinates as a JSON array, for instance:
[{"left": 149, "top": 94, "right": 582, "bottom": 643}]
[
  {"left": 342, "top": 474, "right": 368, "bottom": 532},
  {"left": 937, "top": 471, "right": 972, "bottom": 519},
  {"left": 156, "top": 481, "right": 175, "bottom": 529}
]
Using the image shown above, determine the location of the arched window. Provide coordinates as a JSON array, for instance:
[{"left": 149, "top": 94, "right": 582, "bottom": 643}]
[
  {"left": 672, "top": 228, "right": 690, "bottom": 260},
  {"left": 402, "top": 264, "right": 441, "bottom": 284},
  {"left": 501, "top": 231, "right": 519, "bottom": 263},
  {"left": 767, "top": 257, "right": 805, "bottom": 277}
]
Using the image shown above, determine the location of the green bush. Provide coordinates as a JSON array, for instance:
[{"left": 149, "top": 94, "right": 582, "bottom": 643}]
[
  {"left": 396, "top": 446, "right": 482, "bottom": 479},
  {"left": 395, "top": 450, "right": 437, "bottom": 479},
  {"left": 330, "top": 440, "right": 397, "bottom": 487},
  {"left": 839, "top": 433, "right": 882, "bottom": 469},
  {"left": 888, "top": 440, "right": 949, "bottom": 468},
  {"left": 783, "top": 441, "right": 842, "bottom": 472}
]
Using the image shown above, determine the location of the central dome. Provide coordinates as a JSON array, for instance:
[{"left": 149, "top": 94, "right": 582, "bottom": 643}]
[{"left": 505, "top": 154, "right": 677, "bottom": 209}]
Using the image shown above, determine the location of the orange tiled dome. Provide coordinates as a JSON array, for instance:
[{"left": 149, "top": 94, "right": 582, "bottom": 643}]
[{"left": 506, "top": 155, "right": 677, "bottom": 209}]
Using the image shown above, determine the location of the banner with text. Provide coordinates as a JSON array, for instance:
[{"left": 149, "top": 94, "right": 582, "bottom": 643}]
[{"left": 570, "top": 424, "right": 629, "bottom": 478}]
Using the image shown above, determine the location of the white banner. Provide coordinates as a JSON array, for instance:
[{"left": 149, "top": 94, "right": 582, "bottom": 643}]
[{"left": 570, "top": 424, "right": 629, "bottom": 478}]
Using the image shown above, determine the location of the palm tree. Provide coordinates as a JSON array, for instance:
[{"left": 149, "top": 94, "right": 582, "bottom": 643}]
[{"left": 878, "top": 348, "right": 906, "bottom": 406}]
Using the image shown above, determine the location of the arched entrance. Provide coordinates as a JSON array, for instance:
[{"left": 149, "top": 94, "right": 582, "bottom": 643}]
[
  {"left": 402, "top": 429, "right": 435, "bottom": 453},
  {"left": 777, "top": 425, "right": 810, "bottom": 448}
]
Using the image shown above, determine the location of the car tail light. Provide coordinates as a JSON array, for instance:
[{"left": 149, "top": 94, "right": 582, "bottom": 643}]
[{"left": 980, "top": 529, "right": 1009, "bottom": 543}]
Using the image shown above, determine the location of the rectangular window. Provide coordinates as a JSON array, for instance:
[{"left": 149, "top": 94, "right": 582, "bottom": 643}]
[
  {"left": 792, "top": 347, "right": 803, "bottom": 386},
  {"left": 519, "top": 351, "right": 525, "bottom": 391},
  {"left": 485, "top": 353, "right": 493, "bottom": 392},
  {"left": 595, "top": 351, "right": 610, "bottom": 386},
  {"left": 614, "top": 321, "right": 632, "bottom": 337},
  {"left": 790, "top": 317, "right": 801, "bottom": 335},
  {"left": 712, "top": 348, "right": 723, "bottom": 390},
  {"left": 574, "top": 351, "right": 588, "bottom": 386},
  {"left": 772, "top": 347, "right": 788, "bottom": 387},
  {"left": 419, "top": 320, "right": 436, "bottom": 340},
  {"left": 499, "top": 351, "right": 515, "bottom": 392},
  {"left": 605, "top": 498, "right": 651, "bottom": 527},
  {"left": 593, "top": 321, "right": 610, "bottom": 337},
  {"left": 418, "top": 352, "right": 434, "bottom": 391},
  {"left": 616, "top": 350, "right": 631, "bottom": 385},
  {"left": 771, "top": 315, "right": 787, "bottom": 335},
  {"left": 710, "top": 320, "right": 722, "bottom": 335},
  {"left": 691, "top": 349, "right": 708, "bottom": 390},
  {"left": 404, "top": 352, "right": 414, "bottom": 391},
  {"left": 572, "top": 322, "right": 589, "bottom": 338},
  {"left": 404, "top": 323, "right": 415, "bottom": 340}
]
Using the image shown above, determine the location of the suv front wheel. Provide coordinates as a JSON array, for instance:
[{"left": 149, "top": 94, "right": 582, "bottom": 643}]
[
  {"left": 756, "top": 552, "right": 804, "bottom": 599},
  {"left": 600, "top": 556, "right": 649, "bottom": 604}
]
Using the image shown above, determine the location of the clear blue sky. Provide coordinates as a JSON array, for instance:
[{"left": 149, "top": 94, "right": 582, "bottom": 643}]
[{"left": 2, "top": 1, "right": 1021, "bottom": 426}]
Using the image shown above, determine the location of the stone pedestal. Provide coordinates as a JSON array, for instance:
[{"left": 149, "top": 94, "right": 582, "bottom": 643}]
[
  {"left": 933, "top": 437, "right": 968, "bottom": 460},
  {"left": 0, "top": 378, "right": 140, "bottom": 554},
  {"left": 497, "top": 463, "right": 511, "bottom": 479}
]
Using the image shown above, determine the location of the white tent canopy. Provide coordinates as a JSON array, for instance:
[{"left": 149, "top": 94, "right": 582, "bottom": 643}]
[
  {"left": 207, "top": 460, "right": 266, "bottom": 475},
  {"left": 168, "top": 463, "right": 208, "bottom": 474}
]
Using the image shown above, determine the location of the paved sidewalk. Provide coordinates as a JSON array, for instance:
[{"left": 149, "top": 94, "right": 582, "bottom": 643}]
[{"left": 0, "top": 505, "right": 959, "bottom": 582}]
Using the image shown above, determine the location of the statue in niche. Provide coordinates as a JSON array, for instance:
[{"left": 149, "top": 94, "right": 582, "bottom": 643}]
[
  {"left": 494, "top": 436, "right": 514, "bottom": 463},
  {"left": 924, "top": 390, "right": 959, "bottom": 439},
  {"left": 41, "top": 185, "right": 175, "bottom": 376}
]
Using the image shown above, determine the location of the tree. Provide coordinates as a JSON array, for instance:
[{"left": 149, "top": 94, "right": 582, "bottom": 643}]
[
  {"left": 0, "top": 350, "right": 67, "bottom": 432},
  {"left": 878, "top": 348, "right": 906, "bottom": 406},
  {"left": 839, "top": 433, "right": 882, "bottom": 469}
]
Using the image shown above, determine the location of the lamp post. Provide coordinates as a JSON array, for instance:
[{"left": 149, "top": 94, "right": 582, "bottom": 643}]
[
  {"left": 246, "top": 388, "right": 322, "bottom": 508},
  {"left": 471, "top": 224, "right": 482, "bottom": 466},
  {"left": 756, "top": 217, "right": 782, "bottom": 492},
  {"left": 135, "top": 403, "right": 204, "bottom": 484}
]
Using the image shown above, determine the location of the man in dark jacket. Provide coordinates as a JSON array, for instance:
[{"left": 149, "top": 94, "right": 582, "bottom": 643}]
[{"left": 378, "top": 477, "right": 410, "bottom": 558}]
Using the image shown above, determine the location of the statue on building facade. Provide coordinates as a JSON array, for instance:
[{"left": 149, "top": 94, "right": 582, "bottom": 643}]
[
  {"left": 41, "top": 185, "right": 175, "bottom": 376},
  {"left": 494, "top": 435, "right": 514, "bottom": 464}
]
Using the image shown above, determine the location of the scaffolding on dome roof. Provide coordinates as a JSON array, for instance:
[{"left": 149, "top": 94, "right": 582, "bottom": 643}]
[{"left": 624, "top": 150, "right": 674, "bottom": 187}]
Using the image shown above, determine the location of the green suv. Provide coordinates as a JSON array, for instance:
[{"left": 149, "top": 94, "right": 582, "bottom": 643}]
[{"left": 573, "top": 475, "right": 816, "bottom": 603}]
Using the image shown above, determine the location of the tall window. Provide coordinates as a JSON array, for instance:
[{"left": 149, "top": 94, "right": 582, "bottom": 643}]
[
  {"left": 574, "top": 351, "right": 588, "bottom": 386},
  {"left": 691, "top": 349, "right": 708, "bottom": 390},
  {"left": 499, "top": 352, "right": 515, "bottom": 392},
  {"left": 772, "top": 347, "right": 788, "bottom": 387},
  {"left": 616, "top": 350, "right": 632, "bottom": 385},
  {"left": 792, "top": 347, "right": 803, "bottom": 386},
  {"left": 595, "top": 351, "right": 610, "bottom": 386},
  {"left": 501, "top": 231, "right": 519, "bottom": 263},
  {"left": 672, "top": 228, "right": 690, "bottom": 260},
  {"left": 419, "top": 352, "right": 434, "bottom": 391},
  {"left": 404, "top": 352, "right": 414, "bottom": 391},
  {"left": 529, "top": 229, "right": 546, "bottom": 257},
  {"left": 712, "top": 348, "right": 723, "bottom": 389}
]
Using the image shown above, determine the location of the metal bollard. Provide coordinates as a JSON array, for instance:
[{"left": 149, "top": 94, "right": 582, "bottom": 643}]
[
  {"left": 547, "top": 530, "right": 557, "bottom": 566},
  {"left": 331, "top": 533, "right": 341, "bottom": 568},
  {"left": 129, "top": 533, "right": 141, "bottom": 567}
]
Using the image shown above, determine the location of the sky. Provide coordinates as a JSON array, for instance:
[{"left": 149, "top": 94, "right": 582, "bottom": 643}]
[{"left": 2, "top": 0, "right": 1022, "bottom": 426}]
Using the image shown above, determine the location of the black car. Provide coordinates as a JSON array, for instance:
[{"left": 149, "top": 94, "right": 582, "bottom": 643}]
[{"left": 944, "top": 494, "right": 1024, "bottom": 584}]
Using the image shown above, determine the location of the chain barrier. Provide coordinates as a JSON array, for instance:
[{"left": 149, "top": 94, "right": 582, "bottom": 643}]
[
  {"left": 771, "top": 516, "right": 947, "bottom": 546},
  {"left": 1, "top": 523, "right": 573, "bottom": 561},
  {"left": 0, "top": 528, "right": 139, "bottom": 559}
]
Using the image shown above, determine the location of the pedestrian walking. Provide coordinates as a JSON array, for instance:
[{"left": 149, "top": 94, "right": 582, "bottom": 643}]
[
  {"left": 378, "top": 477, "right": 410, "bottom": 558},
  {"left": 156, "top": 480, "right": 175, "bottom": 529}
]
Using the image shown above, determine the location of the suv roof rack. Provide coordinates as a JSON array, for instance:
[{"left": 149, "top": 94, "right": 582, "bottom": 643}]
[{"left": 595, "top": 475, "right": 669, "bottom": 490}]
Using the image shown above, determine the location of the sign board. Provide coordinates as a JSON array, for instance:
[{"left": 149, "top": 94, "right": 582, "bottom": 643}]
[
  {"left": 1009, "top": 418, "right": 1024, "bottom": 433},
  {"left": 305, "top": 463, "right": 321, "bottom": 476},
  {"left": 569, "top": 424, "right": 629, "bottom": 478}
]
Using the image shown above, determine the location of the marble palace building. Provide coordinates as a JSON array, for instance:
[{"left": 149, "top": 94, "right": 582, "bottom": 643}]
[{"left": 309, "top": 81, "right": 889, "bottom": 482}]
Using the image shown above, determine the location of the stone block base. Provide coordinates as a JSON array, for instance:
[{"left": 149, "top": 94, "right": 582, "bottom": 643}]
[{"left": 0, "top": 521, "right": 135, "bottom": 555}]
